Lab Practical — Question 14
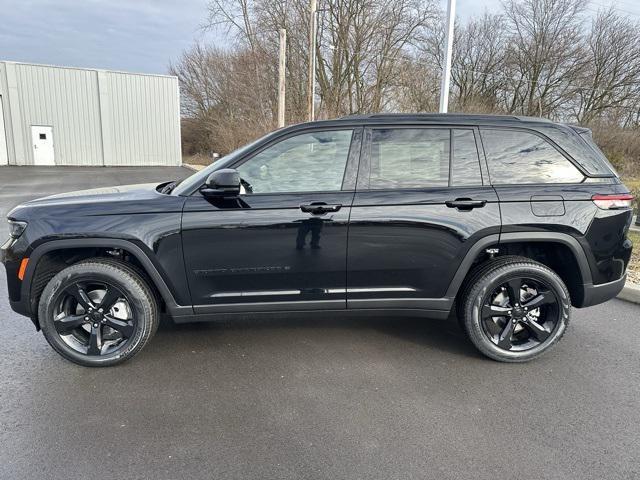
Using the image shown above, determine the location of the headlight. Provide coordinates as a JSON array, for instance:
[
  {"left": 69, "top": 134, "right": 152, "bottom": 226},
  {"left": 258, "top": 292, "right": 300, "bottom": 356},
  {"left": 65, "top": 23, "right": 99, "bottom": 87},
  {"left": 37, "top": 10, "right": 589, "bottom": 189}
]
[{"left": 8, "top": 220, "right": 28, "bottom": 239}]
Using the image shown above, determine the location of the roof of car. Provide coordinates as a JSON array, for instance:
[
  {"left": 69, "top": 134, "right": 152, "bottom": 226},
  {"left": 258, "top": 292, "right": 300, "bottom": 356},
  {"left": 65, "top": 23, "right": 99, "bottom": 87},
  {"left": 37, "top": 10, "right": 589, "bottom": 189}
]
[{"left": 288, "top": 113, "right": 555, "bottom": 130}]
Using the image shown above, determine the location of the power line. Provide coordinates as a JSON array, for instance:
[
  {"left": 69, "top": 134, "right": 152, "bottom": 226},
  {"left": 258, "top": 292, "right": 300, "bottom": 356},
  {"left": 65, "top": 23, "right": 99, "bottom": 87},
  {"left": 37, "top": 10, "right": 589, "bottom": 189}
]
[{"left": 586, "top": 2, "right": 640, "bottom": 18}]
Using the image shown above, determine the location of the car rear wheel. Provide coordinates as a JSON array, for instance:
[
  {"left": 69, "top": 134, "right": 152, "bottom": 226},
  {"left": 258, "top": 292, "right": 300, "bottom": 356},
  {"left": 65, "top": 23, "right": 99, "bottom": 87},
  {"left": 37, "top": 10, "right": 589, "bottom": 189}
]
[
  {"left": 459, "top": 256, "right": 571, "bottom": 362},
  {"left": 38, "top": 259, "right": 158, "bottom": 367}
]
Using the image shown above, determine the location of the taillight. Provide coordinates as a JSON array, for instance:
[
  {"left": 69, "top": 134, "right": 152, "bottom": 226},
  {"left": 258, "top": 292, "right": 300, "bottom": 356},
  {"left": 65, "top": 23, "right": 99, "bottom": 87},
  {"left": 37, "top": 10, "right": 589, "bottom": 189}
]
[{"left": 591, "top": 193, "right": 634, "bottom": 210}]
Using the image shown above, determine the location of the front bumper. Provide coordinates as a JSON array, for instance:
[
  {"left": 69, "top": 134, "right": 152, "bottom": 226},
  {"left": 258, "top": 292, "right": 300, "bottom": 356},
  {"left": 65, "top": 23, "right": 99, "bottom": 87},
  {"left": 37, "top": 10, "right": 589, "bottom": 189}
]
[
  {"left": 1, "top": 236, "right": 33, "bottom": 321},
  {"left": 578, "top": 274, "right": 627, "bottom": 308}
]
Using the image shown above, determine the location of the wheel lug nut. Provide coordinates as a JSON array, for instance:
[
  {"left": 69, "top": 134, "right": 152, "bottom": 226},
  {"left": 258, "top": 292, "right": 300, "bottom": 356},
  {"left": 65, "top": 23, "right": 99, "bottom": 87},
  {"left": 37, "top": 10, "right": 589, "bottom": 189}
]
[
  {"left": 93, "top": 323, "right": 98, "bottom": 328},
  {"left": 98, "top": 308, "right": 103, "bottom": 313},
  {"left": 84, "top": 316, "right": 89, "bottom": 321}
]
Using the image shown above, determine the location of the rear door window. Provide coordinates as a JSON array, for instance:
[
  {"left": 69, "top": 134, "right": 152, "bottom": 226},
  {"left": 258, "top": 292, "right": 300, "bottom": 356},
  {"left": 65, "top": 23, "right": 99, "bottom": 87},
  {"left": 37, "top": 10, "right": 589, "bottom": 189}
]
[
  {"left": 369, "top": 128, "right": 450, "bottom": 189},
  {"left": 366, "top": 128, "right": 483, "bottom": 189},
  {"left": 451, "top": 129, "right": 483, "bottom": 186},
  {"left": 481, "top": 129, "right": 584, "bottom": 184}
]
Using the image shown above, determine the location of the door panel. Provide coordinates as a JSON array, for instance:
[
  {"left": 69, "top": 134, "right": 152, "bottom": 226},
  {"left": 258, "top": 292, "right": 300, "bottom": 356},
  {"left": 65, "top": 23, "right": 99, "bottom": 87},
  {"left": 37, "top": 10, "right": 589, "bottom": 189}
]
[
  {"left": 182, "top": 192, "right": 353, "bottom": 312},
  {"left": 181, "top": 127, "right": 362, "bottom": 313},
  {"left": 347, "top": 187, "right": 500, "bottom": 307}
]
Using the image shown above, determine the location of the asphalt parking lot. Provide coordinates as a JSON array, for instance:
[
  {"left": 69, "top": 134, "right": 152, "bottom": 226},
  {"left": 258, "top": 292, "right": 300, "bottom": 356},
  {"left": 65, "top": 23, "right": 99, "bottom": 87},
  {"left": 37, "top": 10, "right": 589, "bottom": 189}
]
[{"left": 1, "top": 166, "right": 639, "bottom": 480}]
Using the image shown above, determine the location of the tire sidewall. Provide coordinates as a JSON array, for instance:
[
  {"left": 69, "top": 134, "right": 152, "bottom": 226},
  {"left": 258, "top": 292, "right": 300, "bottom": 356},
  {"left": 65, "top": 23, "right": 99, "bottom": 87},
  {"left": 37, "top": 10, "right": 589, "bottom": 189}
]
[
  {"left": 39, "top": 262, "right": 155, "bottom": 367},
  {"left": 464, "top": 263, "right": 571, "bottom": 362}
]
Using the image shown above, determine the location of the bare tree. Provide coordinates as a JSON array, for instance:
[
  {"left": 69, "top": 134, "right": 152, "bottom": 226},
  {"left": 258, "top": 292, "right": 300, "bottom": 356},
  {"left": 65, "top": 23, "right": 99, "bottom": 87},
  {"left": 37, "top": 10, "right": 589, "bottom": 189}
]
[
  {"left": 172, "top": 0, "right": 640, "bottom": 166},
  {"left": 451, "top": 13, "right": 506, "bottom": 111},
  {"left": 574, "top": 9, "right": 640, "bottom": 124},
  {"left": 392, "top": 56, "right": 440, "bottom": 112},
  {"left": 501, "top": 0, "right": 588, "bottom": 117}
]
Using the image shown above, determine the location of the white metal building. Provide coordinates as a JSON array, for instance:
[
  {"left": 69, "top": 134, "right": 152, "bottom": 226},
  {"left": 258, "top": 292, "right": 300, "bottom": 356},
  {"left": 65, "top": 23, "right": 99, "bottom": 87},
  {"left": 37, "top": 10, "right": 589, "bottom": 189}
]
[{"left": 0, "top": 61, "right": 181, "bottom": 167}]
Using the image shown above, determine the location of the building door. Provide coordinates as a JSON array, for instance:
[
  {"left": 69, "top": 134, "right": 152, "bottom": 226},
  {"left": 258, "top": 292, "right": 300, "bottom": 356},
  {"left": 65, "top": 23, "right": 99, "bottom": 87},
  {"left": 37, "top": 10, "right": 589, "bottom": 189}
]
[
  {"left": 0, "top": 97, "right": 8, "bottom": 166},
  {"left": 31, "top": 125, "right": 55, "bottom": 165}
]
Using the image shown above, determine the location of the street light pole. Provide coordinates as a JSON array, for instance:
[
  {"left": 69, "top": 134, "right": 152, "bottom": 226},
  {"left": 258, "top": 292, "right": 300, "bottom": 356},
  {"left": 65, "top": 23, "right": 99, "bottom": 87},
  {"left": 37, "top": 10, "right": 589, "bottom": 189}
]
[
  {"left": 307, "top": 0, "right": 317, "bottom": 121},
  {"left": 439, "top": 0, "right": 456, "bottom": 113},
  {"left": 278, "top": 28, "right": 287, "bottom": 128}
]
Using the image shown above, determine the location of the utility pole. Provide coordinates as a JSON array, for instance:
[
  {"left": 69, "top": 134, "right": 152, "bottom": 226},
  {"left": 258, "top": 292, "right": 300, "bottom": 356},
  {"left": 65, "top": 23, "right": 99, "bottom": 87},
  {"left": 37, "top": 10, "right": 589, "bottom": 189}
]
[
  {"left": 439, "top": 0, "right": 456, "bottom": 113},
  {"left": 306, "top": 0, "right": 317, "bottom": 121},
  {"left": 278, "top": 28, "right": 287, "bottom": 128}
]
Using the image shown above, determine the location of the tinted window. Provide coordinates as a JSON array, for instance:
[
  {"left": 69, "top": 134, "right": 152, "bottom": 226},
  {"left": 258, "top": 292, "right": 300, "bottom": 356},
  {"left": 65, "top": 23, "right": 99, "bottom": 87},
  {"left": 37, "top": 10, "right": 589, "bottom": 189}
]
[
  {"left": 369, "top": 129, "right": 449, "bottom": 189},
  {"left": 236, "top": 130, "right": 353, "bottom": 193},
  {"left": 481, "top": 129, "right": 584, "bottom": 184},
  {"left": 535, "top": 125, "right": 614, "bottom": 176},
  {"left": 451, "top": 129, "right": 482, "bottom": 186}
]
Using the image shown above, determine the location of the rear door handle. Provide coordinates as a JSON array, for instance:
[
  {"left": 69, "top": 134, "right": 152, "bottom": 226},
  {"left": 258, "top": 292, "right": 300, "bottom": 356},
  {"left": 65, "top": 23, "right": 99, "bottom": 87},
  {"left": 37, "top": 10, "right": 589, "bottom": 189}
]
[
  {"left": 445, "top": 198, "right": 487, "bottom": 211},
  {"left": 300, "top": 202, "right": 342, "bottom": 214}
]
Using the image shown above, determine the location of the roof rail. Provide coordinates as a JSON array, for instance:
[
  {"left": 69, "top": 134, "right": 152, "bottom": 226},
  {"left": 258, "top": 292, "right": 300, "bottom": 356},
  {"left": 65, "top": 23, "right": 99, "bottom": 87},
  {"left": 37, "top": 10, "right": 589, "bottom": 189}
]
[{"left": 338, "top": 113, "right": 550, "bottom": 122}]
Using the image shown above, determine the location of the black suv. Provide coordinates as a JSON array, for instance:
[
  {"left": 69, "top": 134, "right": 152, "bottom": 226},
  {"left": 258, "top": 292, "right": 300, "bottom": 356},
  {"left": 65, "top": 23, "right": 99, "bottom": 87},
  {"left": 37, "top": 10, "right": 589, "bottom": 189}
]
[{"left": 1, "top": 114, "right": 634, "bottom": 366}]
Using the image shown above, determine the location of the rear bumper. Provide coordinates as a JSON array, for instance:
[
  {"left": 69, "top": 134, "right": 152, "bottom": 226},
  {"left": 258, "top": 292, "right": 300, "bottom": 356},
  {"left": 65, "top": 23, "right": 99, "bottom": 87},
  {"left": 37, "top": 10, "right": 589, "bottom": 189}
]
[{"left": 578, "top": 274, "right": 627, "bottom": 308}]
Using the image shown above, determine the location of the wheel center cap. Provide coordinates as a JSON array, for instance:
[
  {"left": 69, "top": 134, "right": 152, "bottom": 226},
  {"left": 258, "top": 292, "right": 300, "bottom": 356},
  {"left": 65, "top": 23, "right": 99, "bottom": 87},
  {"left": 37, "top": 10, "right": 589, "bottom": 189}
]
[
  {"left": 91, "top": 311, "right": 102, "bottom": 321},
  {"left": 512, "top": 307, "right": 525, "bottom": 319}
]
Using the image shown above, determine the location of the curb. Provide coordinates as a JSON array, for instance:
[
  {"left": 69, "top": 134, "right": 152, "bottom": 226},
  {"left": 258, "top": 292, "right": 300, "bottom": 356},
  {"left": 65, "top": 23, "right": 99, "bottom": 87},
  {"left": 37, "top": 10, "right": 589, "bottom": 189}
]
[
  {"left": 182, "top": 163, "right": 205, "bottom": 172},
  {"left": 617, "top": 282, "right": 640, "bottom": 304}
]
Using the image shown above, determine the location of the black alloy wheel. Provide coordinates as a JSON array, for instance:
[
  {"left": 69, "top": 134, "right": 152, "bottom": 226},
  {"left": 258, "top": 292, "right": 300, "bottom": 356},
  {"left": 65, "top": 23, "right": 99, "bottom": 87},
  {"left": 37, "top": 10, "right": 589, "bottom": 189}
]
[
  {"left": 52, "top": 281, "right": 135, "bottom": 356},
  {"left": 480, "top": 277, "right": 559, "bottom": 352},
  {"left": 39, "top": 259, "right": 158, "bottom": 367},
  {"left": 459, "top": 256, "right": 570, "bottom": 362}
]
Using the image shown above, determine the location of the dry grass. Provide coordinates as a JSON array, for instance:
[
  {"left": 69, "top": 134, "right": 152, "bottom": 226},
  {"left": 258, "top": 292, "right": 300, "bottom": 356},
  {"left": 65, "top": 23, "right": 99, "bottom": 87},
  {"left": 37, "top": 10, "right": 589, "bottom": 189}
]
[
  {"left": 620, "top": 176, "right": 640, "bottom": 215},
  {"left": 182, "top": 154, "right": 214, "bottom": 167},
  {"left": 627, "top": 230, "right": 640, "bottom": 285}
]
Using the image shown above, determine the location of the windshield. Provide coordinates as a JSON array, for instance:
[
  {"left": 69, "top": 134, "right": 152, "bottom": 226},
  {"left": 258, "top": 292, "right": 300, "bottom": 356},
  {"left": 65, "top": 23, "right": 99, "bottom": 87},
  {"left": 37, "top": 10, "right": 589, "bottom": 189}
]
[{"left": 172, "top": 133, "right": 273, "bottom": 195}]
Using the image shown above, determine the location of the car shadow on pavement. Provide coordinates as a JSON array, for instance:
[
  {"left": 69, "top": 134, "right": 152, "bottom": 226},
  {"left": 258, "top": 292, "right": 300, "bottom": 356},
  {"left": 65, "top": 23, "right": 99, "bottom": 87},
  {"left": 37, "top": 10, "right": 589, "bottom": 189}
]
[{"left": 151, "top": 312, "right": 481, "bottom": 361}]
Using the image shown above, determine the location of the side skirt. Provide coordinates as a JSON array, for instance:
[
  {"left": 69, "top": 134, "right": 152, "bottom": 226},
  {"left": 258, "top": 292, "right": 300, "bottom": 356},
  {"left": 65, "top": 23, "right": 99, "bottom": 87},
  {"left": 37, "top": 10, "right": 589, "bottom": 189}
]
[{"left": 171, "top": 307, "right": 452, "bottom": 324}]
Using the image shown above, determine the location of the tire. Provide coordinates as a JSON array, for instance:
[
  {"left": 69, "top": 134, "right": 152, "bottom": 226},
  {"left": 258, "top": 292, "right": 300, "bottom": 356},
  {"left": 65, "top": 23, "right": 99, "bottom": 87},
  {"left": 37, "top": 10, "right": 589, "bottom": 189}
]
[
  {"left": 38, "top": 258, "right": 159, "bottom": 367},
  {"left": 458, "top": 255, "right": 570, "bottom": 362}
]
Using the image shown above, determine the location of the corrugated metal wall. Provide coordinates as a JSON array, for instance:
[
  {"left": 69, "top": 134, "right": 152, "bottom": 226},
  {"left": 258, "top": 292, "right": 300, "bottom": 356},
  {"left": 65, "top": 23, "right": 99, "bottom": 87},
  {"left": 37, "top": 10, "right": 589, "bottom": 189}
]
[
  {"left": 0, "top": 61, "right": 181, "bottom": 166},
  {"left": 103, "top": 71, "right": 181, "bottom": 166},
  {"left": 0, "top": 63, "right": 16, "bottom": 165}
]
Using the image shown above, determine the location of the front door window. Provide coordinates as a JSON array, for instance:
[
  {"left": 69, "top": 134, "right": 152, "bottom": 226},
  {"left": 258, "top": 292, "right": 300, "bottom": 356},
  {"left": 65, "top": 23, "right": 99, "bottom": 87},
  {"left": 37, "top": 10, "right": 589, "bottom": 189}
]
[{"left": 236, "top": 130, "right": 353, "bottom": 194}]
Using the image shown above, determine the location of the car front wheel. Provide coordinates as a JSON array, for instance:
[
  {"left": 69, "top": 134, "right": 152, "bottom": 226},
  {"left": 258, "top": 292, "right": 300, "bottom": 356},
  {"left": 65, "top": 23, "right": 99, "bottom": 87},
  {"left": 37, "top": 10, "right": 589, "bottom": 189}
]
[{"left": 38, "top": 259, "right": 158, "bottom": 367}]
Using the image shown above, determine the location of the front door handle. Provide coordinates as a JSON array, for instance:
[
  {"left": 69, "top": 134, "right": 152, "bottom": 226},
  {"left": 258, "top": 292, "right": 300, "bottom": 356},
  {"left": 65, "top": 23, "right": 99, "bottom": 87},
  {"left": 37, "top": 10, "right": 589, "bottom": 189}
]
[
  {"left": 300, "top": 202, "right": 342, "bottom": 215},
  {"left": 445, "top": 198, "right": 487, "bottom": 211}
]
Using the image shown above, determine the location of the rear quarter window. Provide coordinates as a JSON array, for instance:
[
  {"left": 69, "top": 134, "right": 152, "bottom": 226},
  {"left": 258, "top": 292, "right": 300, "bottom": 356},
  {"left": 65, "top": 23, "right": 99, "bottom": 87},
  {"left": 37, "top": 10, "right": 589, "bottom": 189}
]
[
  {"left": 481, "top": 128, "right": 585, "bottom": 185},
  {"left": 533, "top": 125, "right": 614, "bottom": 176}
]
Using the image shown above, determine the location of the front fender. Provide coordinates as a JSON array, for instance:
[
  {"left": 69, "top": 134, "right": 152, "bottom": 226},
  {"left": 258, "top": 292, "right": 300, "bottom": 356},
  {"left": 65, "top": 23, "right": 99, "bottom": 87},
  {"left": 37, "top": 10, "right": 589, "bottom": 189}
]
[{"left": 20, "top": 238, "right": 193, "bottom": 323}]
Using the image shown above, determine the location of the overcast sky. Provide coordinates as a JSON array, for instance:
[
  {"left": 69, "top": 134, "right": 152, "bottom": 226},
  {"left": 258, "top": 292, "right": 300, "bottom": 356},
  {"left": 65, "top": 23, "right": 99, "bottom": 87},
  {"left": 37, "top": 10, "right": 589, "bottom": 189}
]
[{"left": 1, "top": 0, "right": 630, "bottom": 75}]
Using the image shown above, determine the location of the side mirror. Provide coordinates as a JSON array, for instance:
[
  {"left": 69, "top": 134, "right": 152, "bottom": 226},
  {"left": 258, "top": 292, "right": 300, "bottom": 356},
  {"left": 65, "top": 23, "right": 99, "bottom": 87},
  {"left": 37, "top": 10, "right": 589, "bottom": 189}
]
[{"left": 200, "top": 169, "right": 241, "bottom": 198}]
